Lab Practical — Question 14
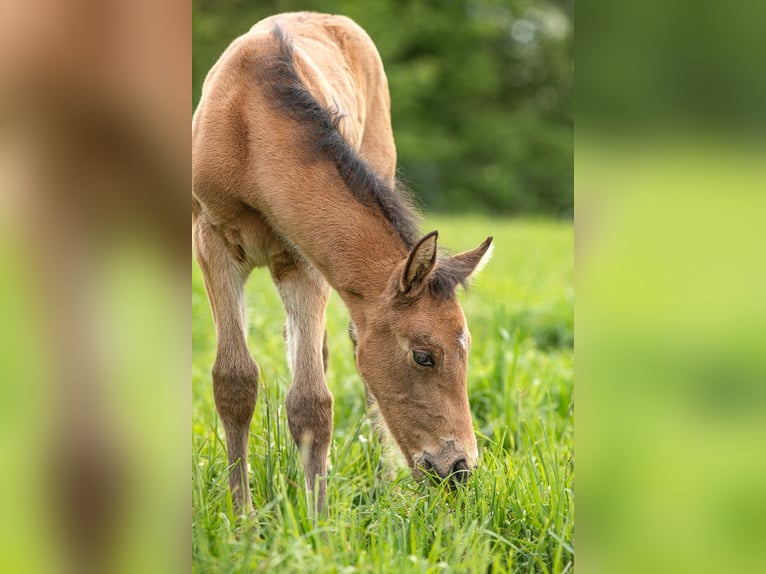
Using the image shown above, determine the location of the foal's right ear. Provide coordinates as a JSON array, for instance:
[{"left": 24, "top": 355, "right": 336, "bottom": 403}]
[{"left": 400, "top": 231, "right": 439, "bottom": 293}]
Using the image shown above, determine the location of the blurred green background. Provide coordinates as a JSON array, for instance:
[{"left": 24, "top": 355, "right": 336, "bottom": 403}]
[{"left": 193, "top": 0, "right": 573, "bottom": 215}]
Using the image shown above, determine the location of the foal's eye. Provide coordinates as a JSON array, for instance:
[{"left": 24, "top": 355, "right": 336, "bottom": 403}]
[{"left": 412, "top": 349, "right": 435, "bottom": 367}]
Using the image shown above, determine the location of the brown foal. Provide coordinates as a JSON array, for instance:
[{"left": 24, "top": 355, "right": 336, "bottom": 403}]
[{"left": 192, "top": 12, "right": 493, "bottom": 513}]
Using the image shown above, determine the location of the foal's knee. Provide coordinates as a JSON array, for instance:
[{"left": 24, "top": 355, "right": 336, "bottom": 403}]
[
  {"left": 285, "top": 386, "right": 333, "bottom": 451},
  {"left": 212, "top": 357, "right": 259, "bottom": 426}
]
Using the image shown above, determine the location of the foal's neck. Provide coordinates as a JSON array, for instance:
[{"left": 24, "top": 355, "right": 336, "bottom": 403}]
[{"left": 297, "top": 203, "right": 408, "bottom": 325}]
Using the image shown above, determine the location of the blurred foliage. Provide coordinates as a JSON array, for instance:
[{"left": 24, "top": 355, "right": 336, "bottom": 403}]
[
  {"left": 578, "top": 0, "right": 766, "bottom": 138},
  {"left": 193, "top": 0, "right": 573, "bottom": 215}
]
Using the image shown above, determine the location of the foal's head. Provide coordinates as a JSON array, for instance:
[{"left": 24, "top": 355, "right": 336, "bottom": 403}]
[{"left": 353, "top": 231, "right": 493, "bottom": 485}]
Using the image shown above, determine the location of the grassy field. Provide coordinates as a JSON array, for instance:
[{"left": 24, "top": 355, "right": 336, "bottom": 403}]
[{"left": 192, "top": 216, "right": 573, "bottom": 573}]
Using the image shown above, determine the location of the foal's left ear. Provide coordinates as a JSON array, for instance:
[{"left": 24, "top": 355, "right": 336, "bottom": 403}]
[
  {"left": 400, "top": 231, "right": 439, "bottom": 293},
  {"left": 444, "top": 236, "right": 494, "bottom": 283}
]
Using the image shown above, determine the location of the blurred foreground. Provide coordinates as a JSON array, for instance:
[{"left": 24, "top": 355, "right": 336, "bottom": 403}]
[{"left": 0, "top": 1, "right": 189, "bottom": 573}]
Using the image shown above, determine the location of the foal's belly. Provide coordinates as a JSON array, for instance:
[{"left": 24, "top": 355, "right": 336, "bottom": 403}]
[{"left": 194, "top": 196, "right": 289, "bottom": 271}]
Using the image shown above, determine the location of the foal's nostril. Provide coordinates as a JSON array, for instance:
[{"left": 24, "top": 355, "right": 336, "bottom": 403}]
[
  {"left": 448, "top": 458, "right": 471, "bottom": 485},
  {"left": 418, "top": 454, "right": 471, "bottom": 485}
]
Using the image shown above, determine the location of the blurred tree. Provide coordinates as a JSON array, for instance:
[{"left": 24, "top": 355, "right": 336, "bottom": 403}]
[{"left": 193, "top": 0, "right": 572, "bottom": 215}]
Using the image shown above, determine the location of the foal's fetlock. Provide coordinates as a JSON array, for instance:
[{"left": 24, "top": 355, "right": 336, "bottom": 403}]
[
  {"left": 212, "top": 358, "right": 259, "bottom": 515},
  {"left": 229, "top": 471, "right": 254, "bottom": 515},
  {"left": 285, "top": 387, "right": 333, "bottom": 509}
]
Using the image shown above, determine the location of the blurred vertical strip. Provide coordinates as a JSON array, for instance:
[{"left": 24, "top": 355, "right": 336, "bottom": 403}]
[
  {"left": 0, "top": 0, "right": 189, "bottom": 573},
  {"left": 577, "top": 1, "right": 766, "bottom": 573}
]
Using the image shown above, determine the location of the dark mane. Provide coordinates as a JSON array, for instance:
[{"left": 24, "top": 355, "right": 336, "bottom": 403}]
[
  {"left": 260, "top": 25, "right": 420, "bottom": 248},
  {"left": 429, "top": 263, "right": 471, "bottom": 300}
]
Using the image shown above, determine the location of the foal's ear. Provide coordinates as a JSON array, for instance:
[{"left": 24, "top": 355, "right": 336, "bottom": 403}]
[
  {"left": 400, "top": 231, "right": 439, "bottom": 293},
  {"left": 443, "top": 236, "right": 494, "bottom": 283}
]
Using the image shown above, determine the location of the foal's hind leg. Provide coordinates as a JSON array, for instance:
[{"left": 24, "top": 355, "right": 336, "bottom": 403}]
[
  {"left": 270, "top": 253, "right": 333, "bottom": 512},
  {"left": 194, "top": 218, "right": 258, "bottom": 513}
]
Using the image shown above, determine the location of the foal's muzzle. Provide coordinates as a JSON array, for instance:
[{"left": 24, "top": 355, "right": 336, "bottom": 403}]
[
  {"left": 416, "top": 440, "right": 475, "bottom": 486},
  {"left": 421, "top": 455, "right": 472, "bottom": 486}
]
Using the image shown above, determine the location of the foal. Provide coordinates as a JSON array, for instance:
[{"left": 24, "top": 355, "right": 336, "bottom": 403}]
[{"left": 192, "top": 12, "right": 492, "bottom": 513}]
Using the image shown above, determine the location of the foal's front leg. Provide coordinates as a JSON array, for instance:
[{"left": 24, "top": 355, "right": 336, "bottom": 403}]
[{"left": 272, "top": 256, "right": 333, "bottom": 512}]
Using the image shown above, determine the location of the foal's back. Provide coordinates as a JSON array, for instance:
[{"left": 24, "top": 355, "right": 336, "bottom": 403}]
[{"left": 192, "top": 11, "right": 397, "bottom": 260}]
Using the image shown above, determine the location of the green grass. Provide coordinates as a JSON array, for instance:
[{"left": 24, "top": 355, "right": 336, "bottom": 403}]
[{"left": 192, "top": 216, "right": 573, "bottom": 573}]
